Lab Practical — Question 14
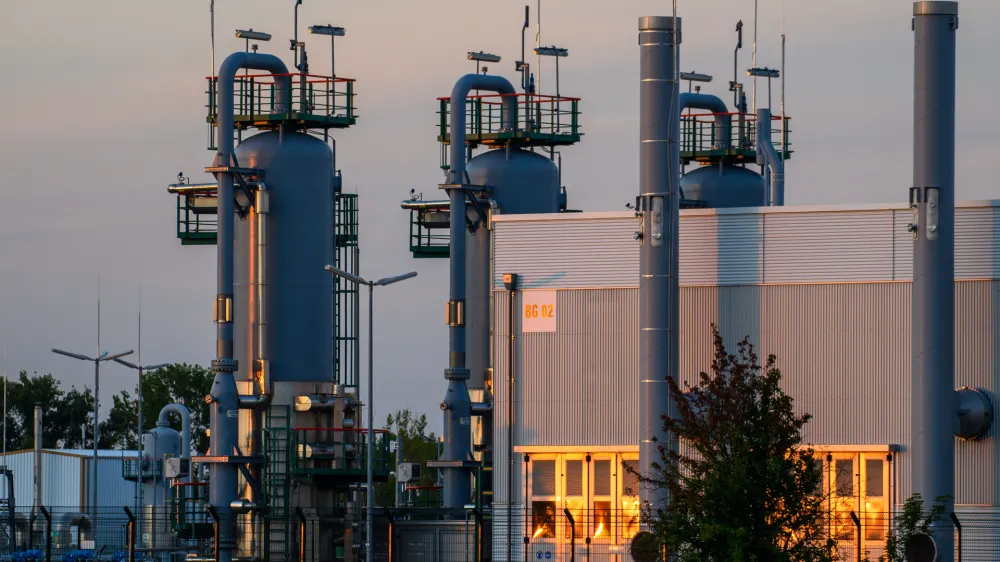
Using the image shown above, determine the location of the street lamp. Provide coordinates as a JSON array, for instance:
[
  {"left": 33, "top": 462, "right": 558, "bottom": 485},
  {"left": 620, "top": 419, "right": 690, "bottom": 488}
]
[
  {"left": 747, "top": 67, "right": 780, "bottom": 109},
  {"left": 323, "top": 264, "right": 417, "bottom": 562},
  {"left": 309, "top": 24, "right": 346, "bottom": 120},
  {"left": 680, "top": 71, "right": 713, "bottom": 93},
  {"left": 467, "top": 51, "right": 501, "bottom": 75},
  {"left": 534, "top": 45, "right": 568, "bottom": 99},
  {"left": 52, "top": 346, "right": 133, "bottom": 521},
  {"left": 113, "top": 357, "right": 169, "bottom": 535}
]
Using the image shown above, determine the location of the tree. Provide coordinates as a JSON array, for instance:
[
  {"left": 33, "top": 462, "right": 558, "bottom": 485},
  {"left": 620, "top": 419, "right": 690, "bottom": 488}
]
[
  {"left": 2, "top": 371, "right": 95, "bottom": 450},
  {"left": 638, "top": 326, "right": 835, "bottom": 561},
  {"left": 375, "top": 409, "right": 440, "bottom": 507},
  {"left": 873, "top": 494, "right": 948, "bottom": 562},
  {"left": 100, "top": 364, "right": 213, "bottom": 453}
]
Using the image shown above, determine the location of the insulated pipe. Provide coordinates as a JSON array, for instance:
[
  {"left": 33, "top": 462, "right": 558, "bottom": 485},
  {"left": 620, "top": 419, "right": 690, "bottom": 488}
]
[
  {"left": 158, "top": 404, "right": 192, "bottom": 467},
  {"left": 755, "top": 109, "right": 784, "bottom": 206},
  {"left": 442, "top": 74, "right": 517, "bottom": 510},
  {"left": 638, "top": 15, "right": 680, "bottom": 513},
  {"left": 911, "top": 2, "right": 958, "bottom": 560},
  {"left": 211, "top": 52, "right": 290, "bottom": 562},
  {"left": 678, "top": 93, "right": 730, "bottom": 150}
]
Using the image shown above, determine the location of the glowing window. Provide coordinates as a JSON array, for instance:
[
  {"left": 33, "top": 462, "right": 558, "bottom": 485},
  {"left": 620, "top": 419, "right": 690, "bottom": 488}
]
[
  {"left": 621, "top": 460, "right": 639, "bottom": 497},
  {"left": 565, "top": 460, "right": 583, "bottom": 497},
  {"left": 835, "top": 459, "right": 854, "bottom": 496},
  {"left": 594, "top": 460, "right": 611, "bottom": 496},
  {"left": 532, "top": 501, "right": 556, "bottom": 539},
  {"left": 533, "top": 460, "right": 556, "bottom": 496}
]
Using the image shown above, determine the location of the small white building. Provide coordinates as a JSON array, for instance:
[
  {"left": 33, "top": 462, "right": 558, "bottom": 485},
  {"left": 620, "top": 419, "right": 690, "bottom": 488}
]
[{"left": 0, "top": 449, "right": 137, "bottom": 511}]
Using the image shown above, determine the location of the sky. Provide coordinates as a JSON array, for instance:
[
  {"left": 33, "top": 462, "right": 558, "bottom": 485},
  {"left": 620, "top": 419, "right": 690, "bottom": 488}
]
[{"left": 0, "top": 0, "right": 997, "bottom": 436}]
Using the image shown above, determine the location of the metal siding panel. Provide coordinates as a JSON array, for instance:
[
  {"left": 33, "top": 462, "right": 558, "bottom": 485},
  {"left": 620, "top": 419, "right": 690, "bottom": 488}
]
[
  {"left": 493, "top": 204, "right": 998, "bottom": 289},
  {"left": 956, "top": 206, "right": 1000, "bottom": 280},
  {"left": 893, "top": 209, "right": 915, "bottom": 280},
  {"left": 679, "top": 213, "right": 763, "bottom": 286},
  {"left": 493, "top": 218, "right": 639, "bottom": 289},
  {"left": 496, "top": 282, "right": 999, "bottom": 512},
  {"left": 763, "top": 210, "right": 895, "bottom": 283}
]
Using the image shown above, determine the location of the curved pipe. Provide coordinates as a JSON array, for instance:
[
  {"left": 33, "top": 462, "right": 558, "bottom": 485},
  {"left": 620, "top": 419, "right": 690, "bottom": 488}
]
[
  {"left": 211, "top": 53, "right": 289, "bottom": 562},
  {"left": 441, "top": 74, "right": 518, "bottom": 510},
  {"left": 158, "top": 404, "right": 192, "bottom": 462},
  {"left": 214, "top": 52, "right": 290, "bottom": 366},
  {"left": 756, "top": 108, "right": 784, "bottom": 205},
  {"left": 679, "top": 93, "right": 731, "bottom": 150}
]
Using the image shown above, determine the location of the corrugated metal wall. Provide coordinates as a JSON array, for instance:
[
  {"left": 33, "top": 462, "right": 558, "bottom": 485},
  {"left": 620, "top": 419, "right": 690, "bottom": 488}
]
[
  {"left": 493, "top": 281, "right": 998, "bottom": 511},
  {"left": 0, "top": 451, "right": 136, "bottom": 509},
  {"left": 493, "top": 202, "right": 1000, "bottom": 289}
]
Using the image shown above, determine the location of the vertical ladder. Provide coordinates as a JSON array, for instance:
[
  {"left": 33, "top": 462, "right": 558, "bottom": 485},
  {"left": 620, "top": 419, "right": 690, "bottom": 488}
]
[
  {"left": 264, "top": 406, "right": 292, "bottom": 562},
  {"left": 333, "top": 193, "right": 360, "bottom": 390}
]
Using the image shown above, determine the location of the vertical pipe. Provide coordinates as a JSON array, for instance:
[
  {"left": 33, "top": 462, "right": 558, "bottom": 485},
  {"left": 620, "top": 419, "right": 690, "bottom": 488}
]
[
  {"left": 911, "top": 3, "right": 957, "bottom": 559},
  {"left": 366, "top": 284, "right": 374, "bottom": 562},
  {"left": 124, "top": 506, "right": 136, "bottom": 562},
  {"left": 506, "top": 280, "right": 517, "bottom": 562},
  {"left": 637, "top": 15, "right": 680, "bottom": 512},
  {"left": 442, "top": 75, "right": 517, "bottom": 510},
  {"left": 213, "top": 53, "right": 290, "bottom": 562},
  {"left": 33, "top": 404, "right": 42, "bottom": 512}
]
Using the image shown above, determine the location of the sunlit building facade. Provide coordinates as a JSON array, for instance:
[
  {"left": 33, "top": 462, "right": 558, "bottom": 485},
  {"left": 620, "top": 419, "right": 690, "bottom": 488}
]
[{"left": 490, "top": 202, "right": 1000, "bottom": 561}]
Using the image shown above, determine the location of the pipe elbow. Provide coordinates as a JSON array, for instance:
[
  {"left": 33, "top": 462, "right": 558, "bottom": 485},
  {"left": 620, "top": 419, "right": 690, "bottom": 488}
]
[
  {"left": 239, "top": 394, "right": 271, "bottom": 410},
  {"left": 157, "top": 404, "right": 193, "bottom": 460}
]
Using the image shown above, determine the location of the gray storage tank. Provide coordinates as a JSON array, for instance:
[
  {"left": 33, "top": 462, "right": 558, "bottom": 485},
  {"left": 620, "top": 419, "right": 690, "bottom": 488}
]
[
  {"left": 233, "top": 131, "right": 335, "bottom": 383},
  {"left": 680, "top": 163, "right": 766, "bottom": 208}
]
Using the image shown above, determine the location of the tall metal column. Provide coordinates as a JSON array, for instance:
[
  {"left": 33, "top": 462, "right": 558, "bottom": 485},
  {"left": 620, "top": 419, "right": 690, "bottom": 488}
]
[
  {"left": 637, "top": 15, "right": 680, "bottom": 511},
  {"left": 911, "top": 2, "right": 958, "bottom": 559}
]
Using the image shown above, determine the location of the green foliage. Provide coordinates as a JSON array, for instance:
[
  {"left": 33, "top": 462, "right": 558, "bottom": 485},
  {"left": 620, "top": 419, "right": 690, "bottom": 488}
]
[
  {"left": 375, "top": 409, "right": 440, "bottom": 507},
  {"left": 2, "top": 371, "right": 95, "bottom": 450},
  {"left": 100, "top": 363, "right": 213, "bottom": 452},
  {"left": 873, "top": 494, "right": 949, "bottom": 562},
  {"left": 638, "top": 326, "right": 835, "bottom": 562}
]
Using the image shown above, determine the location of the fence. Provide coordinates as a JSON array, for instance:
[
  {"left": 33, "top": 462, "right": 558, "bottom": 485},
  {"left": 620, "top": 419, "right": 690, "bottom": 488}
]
[
  {"left": 489, "top": 507, "right": 1000, "bottom": 562},
  {"left": 2, "top": 504, "right": 995, "bottom": 562}
]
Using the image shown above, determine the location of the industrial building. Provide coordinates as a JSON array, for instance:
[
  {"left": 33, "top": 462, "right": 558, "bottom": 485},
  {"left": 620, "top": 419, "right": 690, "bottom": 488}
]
[
  {"left": 489, "top": 202, "right": 999, "bottom": 560},
  {"left": 0, "top": 449, "right": 137, "bottom": 511}
]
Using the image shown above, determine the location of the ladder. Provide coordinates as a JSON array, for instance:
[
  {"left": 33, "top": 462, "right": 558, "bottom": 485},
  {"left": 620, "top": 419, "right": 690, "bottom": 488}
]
[{"left": 264, "top": 406, "right": 292, "bottom": 562}]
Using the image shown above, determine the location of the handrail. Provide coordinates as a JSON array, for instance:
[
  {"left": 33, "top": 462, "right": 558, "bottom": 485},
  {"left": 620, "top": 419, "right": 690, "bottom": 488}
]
[
  {"left": 437, "top": 92, "right": 582, "bottom": 102},
  {"left": 292, "top": 427, "right": 389, "bottom": 433}
]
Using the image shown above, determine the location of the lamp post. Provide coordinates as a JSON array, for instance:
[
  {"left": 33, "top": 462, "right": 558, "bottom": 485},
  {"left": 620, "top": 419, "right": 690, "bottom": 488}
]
[
  {"left": 114, "top": 357, "right": 169, "bottom": 542},
  {"left": 52, "top": 347, "right": 133, "bottom": 522},
  {"left": 308, "top": 24, "right": 346, "bottom": 119},
  {"left": 324, "top": 265, "right": 417, "bottom": 562}
]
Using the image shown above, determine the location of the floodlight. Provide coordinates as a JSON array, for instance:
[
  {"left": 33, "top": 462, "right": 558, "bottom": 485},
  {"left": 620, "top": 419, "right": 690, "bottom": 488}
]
[
  {"left": 236, "top": 29, "right": 272, "bottom": 42},
  {"left": 113, "top": 357, "right": 141, "bottom": 371},
  {"left": 52, "top": 348, "right": 93, "bottom": 362},
  {"left": 747, "top": 67, "right": 780, "bottom": 78},
  {"left": 374, "top": 271, "right": 418, "bottom": 287},
  {"left": 534, "top": 46, "right": 568, "bottom": 57},
  {"left": 102, "top": 350, "right": 134, "bottom": 362},
  {"left": 680, "top": 72, "right": 713, "bottom": 82},
  {"left": 324, "top": 264, "right": 369, "bottom": 286},
  {"left": 309, "top": 25, "right": 346, "bottom": 37},
  {"left": 468, "top": 51, "right": 501, "bottom": 63}
]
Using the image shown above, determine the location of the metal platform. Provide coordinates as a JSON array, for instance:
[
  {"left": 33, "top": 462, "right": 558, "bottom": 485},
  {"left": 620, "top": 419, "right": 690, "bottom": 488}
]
[
  {"left": 206, "top": 73, "right": 357, "bottom": 148},
  {"left": 437, "top": 93, "right": 581, "bottom": 148},
  {"left": 680, "top": 111, "right": 792, "bottom": 164}
]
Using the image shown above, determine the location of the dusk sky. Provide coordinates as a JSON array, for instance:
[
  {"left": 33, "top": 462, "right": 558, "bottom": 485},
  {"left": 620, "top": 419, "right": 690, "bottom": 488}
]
[{"left": 1, "top": 0, "right": 997, "bottom": 436}]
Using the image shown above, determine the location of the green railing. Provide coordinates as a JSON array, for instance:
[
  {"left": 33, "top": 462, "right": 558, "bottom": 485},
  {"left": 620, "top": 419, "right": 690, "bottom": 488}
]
[
  {"left": 438, "top": 92, "right": 581, "bottom": 147},
  {"left": 122, "top": 458, "right": 162, "bottom": 480},
  {"left": 175, "top": 191, "right": 218, "bottom": 245},
  {"left": 680, "top": 112, "right": 792, "bottom": 162},
  {"left": 291, "top": 428, "right": 394, "bottom": 481},
  {"left": 408, "top": 206, "right": 450, "bottom": 258},
  {"left": 206, "top": 73, "right": 356, "bottom": 132}
]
